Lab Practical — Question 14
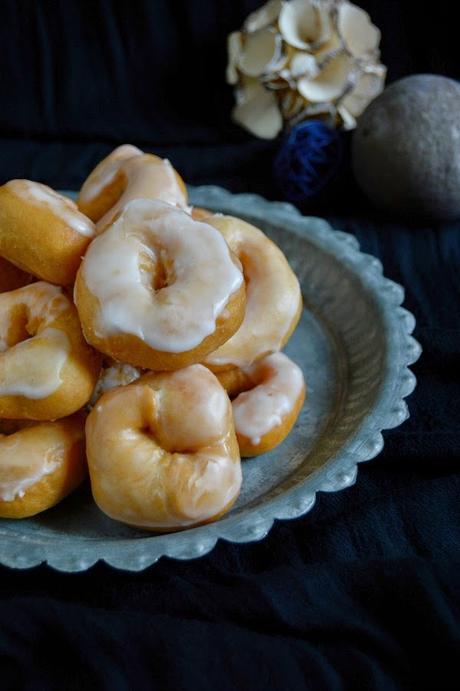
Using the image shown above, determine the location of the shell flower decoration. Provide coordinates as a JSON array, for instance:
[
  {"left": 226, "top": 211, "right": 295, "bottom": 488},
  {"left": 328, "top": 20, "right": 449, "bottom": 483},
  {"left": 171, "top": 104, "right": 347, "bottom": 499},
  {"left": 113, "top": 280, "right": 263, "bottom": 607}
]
[{"left": 227, "top": 0, "right": 386, "bottom": 139}]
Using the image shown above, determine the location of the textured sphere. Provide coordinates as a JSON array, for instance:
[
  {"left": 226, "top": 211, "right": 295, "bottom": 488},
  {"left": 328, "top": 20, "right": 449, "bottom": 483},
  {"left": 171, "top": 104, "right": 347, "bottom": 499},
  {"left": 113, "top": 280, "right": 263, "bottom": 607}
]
[{"left": 352, "top": 74, "right": 460, "bottom": 221}]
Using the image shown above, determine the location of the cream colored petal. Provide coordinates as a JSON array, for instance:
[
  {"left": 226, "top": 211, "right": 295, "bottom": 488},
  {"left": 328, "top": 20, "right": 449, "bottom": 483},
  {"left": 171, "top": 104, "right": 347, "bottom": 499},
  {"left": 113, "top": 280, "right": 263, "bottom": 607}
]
[
  {"left": 279, "top": 0, "right": 331, "bottom": 50},
  {"left": 279, "top": 88, "right": 305, "bottom": 119},
  {"left": 298, "top": 51, "right": 354, "bottom": 102},
  {"left": 337, "top": 2, "right": 380, "bottom": 57},
  {"left": 303, "top": 102, "right": 336, "bottom": 117},
  {"left": 226, "top": 31, "right": 243, "bottom": 84},
  {"left": 238, "top": 28, "right": 283, "bottom": 78},
  {"left": 315, "top": 28, "right": 343, "bottom": 60},
  {"left": 278, "top": 68, "right": 296, "bottom": 88},
  {"left": 262, "top": 73, "right": 291, "bottom": 90},
  {"left": 289, "top": 101, "right": 337, "bottom": 127},
  {"left": 234, "top": 76, "right": 260, "bottom": 105},
  {"left": 290, "top": 52, "right": 319, "bottom": 79},
  {"left": 266, "top": 45, "right": 289, "bottom": 74},
  {"left": 232, "top": 83, "right": 283, "bottom": 139},
  {"left": 340, "top": 68, "right": 385, "bottom": 117},
  {"left": 244, "top": 0, "right": 283, "bottom": 32},
  {"left": 337, "top": 105, "right": 356, "bottom": 130}
]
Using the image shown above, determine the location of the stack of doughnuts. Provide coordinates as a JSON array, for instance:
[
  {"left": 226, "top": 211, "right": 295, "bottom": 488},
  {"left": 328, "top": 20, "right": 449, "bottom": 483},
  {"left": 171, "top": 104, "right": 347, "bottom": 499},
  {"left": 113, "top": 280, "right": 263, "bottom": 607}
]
[{"left": 0, "top": 146, "right": 305, "bottom": 531}]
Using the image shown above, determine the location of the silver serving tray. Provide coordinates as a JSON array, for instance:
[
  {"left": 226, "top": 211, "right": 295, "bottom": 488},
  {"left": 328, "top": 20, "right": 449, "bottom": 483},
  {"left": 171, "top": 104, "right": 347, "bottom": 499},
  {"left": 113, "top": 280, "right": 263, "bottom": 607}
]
[{"left": 0, "top": 186, "right": 421, "bottom": 572}]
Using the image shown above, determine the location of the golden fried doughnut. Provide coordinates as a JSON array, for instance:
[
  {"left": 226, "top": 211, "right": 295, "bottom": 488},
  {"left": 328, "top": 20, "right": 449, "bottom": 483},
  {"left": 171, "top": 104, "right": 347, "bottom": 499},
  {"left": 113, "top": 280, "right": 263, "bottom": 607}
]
[
  {"left": 77, "top": 144, "right": 188, "bottom": 233},
  {"left": 0, "top": 257, "right": 33, "bottom": 293},
  {"left": 0, "top": 415, "right": 86, "bottom": 519},
  {"left": 0, "top": 282, "right": 101, "bottom": 420},
  {"left": 0, "top": 180, "right": 95, "bottom": 285},
  {"left": 75, "top": 199, "right": 246, "bottom": 371},
  {"left": 86, "top": 365, "right": 241, "bottom": 531},
  {"left": 203, "top": 215, "right": 302, "bottom": 371},
  {"left": 216, "top": 352, "right": 305, "bottom": 457}
]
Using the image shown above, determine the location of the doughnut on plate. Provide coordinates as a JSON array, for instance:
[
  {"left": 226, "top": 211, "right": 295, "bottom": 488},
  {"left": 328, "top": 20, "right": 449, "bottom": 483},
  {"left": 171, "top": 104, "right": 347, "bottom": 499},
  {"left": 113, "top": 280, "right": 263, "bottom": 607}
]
[{"left": 0, "top": 186, "right": 421, "bottom": 571}]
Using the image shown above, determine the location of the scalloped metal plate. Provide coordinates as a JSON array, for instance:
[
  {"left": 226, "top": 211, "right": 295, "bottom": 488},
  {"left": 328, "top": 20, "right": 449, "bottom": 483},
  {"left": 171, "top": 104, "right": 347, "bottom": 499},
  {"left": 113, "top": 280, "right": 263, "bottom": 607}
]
[{"left": 0, "top": 187, "right": 421, "bottom": 571}]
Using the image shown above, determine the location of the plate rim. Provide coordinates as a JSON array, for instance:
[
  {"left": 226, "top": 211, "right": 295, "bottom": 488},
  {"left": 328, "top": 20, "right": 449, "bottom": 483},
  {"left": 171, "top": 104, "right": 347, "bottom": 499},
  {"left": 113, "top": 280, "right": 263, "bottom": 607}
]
[{"left": 0, "top": 186, "right": 421, "bottom": 572}]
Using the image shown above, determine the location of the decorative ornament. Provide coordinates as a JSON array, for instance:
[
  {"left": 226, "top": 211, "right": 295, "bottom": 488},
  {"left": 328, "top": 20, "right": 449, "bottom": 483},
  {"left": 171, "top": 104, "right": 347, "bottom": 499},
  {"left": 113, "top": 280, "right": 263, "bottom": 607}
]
[
  {"left": 274, "top": 120, "right": 343, "bottom": 202},
  {"left": 227, "top": 0, "right": 386, "bottom": 139},
  {"left": 352, "top": 74, "right": 460, "bottom": 221}
]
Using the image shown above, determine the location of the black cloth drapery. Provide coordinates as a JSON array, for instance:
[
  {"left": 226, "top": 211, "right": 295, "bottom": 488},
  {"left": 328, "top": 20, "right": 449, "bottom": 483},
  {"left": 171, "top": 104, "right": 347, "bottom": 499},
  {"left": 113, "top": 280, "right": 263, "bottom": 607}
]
[{"left": 1, "top": 2, "right": 459, "bottom": 689}]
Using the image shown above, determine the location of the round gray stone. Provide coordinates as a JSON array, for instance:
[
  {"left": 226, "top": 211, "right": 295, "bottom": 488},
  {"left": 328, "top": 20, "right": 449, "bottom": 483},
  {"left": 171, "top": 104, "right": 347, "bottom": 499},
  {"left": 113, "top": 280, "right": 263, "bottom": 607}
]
[{"left": 352, "top": 74, "right": 460, "bottom": 221}]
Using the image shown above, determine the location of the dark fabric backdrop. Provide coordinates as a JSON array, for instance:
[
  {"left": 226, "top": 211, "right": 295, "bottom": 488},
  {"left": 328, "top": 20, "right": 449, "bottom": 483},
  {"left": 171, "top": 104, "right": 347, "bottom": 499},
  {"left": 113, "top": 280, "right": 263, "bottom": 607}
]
[{"left": 1, "top": 2, "right": 459, "bottom": 690}]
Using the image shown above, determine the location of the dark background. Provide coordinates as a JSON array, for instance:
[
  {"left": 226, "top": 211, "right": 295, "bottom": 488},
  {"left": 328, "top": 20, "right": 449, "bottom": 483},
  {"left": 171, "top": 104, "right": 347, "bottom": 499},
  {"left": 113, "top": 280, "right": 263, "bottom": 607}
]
[{"left": 1, "top": 2, "right": 460, "bottom": 689}]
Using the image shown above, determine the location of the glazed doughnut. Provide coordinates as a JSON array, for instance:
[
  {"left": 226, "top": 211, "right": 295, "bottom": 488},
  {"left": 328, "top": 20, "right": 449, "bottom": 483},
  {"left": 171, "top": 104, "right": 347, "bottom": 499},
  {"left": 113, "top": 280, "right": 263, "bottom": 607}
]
[
  {"left": 217, "top": 352, "right": 305, "bottom": 457},
  {"left": 0, "top": 282, "right": 101, "bottom": 420},
  {"left": 0, "top": 180, "right": 95, "bottom": 285},
  {"left": 75, "top": 199, "right": 246, "bottom": 370},
  {"left": 0, "top": 257, "right": 33, "bottom": 293},
  {"left": 203, "top": 215, "right": 302, "bottom": 371},
  {"left": 77, "top": 144, "right": 188, "bottom": 233},
  {"left": 86, "top": 365, "right": 241, "bottom": 531},
  {"left": 0, "top": 415, "right": 86, "bottom": 519}
]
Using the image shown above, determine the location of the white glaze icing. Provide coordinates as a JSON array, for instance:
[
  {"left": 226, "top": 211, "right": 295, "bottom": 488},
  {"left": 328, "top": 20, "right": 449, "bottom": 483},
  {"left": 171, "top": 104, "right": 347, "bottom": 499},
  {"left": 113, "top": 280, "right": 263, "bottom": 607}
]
[
  {"left": 78, "top": 144, "right": 143, "bottom": 205},
  {"left": 81, "top": 199, "right": 243, "bottom": 353},
  {"left": 6, "top": 180, "right": 95, "bottom": 237},
  {"left": 0, "top": 438, "right": 60, "bottom": 501},
  {"left": 90, "top": 363, "right": 141, "bottom": 406},
  {"left": 95, "top": 154, "right": 188, "bottom": 231},
  {"left": 0, "top": 328, "right": 69, "bottom": 399},
  {"left": 0, "top": 283, "right": 71, "bottom": 400},
  {"left": 232, "top": 352, "right": 304, "bottom": 445},
  {"left": 204, "top": 215, "right": 301, "bottom": 368}
]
